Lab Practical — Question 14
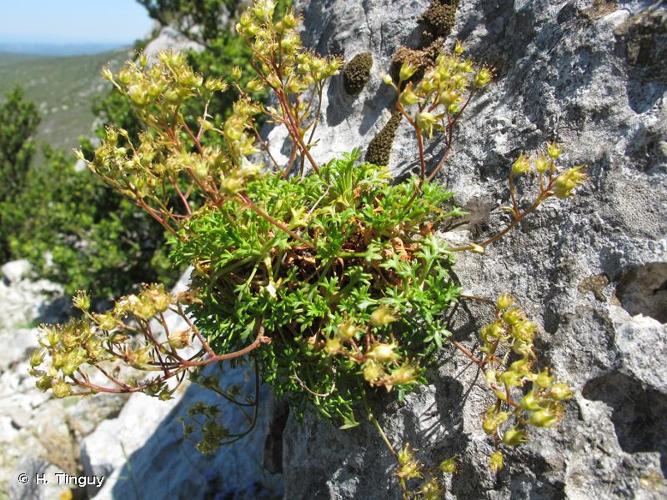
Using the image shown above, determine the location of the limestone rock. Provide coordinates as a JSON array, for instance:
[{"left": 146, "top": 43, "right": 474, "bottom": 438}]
[
  {"left": 143, "top": 26, "right": 204, "bottom": 65},
  {"left": 1, "top": 260, "right": 32, "bottom": 284},
  {"left": 274, "top": 0, "right": 667, "bottom": 498},
  {"left": 82, "top": 364, "right": 282, "bottom": 499}
]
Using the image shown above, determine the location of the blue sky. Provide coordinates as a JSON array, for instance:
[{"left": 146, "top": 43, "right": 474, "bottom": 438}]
[{"left": 0, "top": 0, "right": 154, "bottom": 44}]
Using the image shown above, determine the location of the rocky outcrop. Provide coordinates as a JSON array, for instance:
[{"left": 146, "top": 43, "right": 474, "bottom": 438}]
[
  {"left": 82, "top": 365, "right": 282, "bottom": 499},
  {"left": 143, "top": 26, "right": 204, "bottom": 65},
  {"left": 0, "top": 261, "right": 126, "bottom": 499},
  {"left": 271, "top": 0, "right": 667, "bottom": 498}
]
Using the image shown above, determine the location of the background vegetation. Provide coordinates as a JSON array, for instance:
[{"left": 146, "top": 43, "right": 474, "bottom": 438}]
[{"left": 0, "top": 0, "right": 281, "bottom": 301}]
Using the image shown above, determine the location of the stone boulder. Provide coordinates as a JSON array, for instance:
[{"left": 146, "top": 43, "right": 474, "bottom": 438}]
[
  {"left": 143, "top": 26, "right": 204, "bottom": 65},
  {"left": 81, "top": 363, "right": 282, "bottom": 499},
  {"left": 269, "top": 0, "right": 667, "bottom": 498},
  {"left": 1, "top": 260, "right": 32, "bottom": 284}
]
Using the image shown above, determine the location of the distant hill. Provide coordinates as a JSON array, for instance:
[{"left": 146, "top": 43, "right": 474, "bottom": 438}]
[
  {"left": 0, "top": 49, "right": 132, "bottom": 152},
  {"left": 0, "top": 41, "right": 129, "bottom": 56}
]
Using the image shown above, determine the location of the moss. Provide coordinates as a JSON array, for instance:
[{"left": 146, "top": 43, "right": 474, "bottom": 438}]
[
  {"left": 422, "top": 0, "right": 458, "bottom": 39},
  {"left": 365, "top": 112, "right": 402, "bottom": 166},
  {"left": 343, "top": 52, "right": 373, "bottom": 94}
]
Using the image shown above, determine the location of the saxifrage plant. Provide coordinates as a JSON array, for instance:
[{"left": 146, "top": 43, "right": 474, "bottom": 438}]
[{"left": 30, "top": 1, "right": 586, "bottom": 496}]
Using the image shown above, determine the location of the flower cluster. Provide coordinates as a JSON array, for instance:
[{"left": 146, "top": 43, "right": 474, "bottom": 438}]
[
  {"left": 236, "top": 0, "right": 341, "bottom": 175},
  {"left": 450, "top": 144, "right": 587, "bottom": 254},
  {"left": 88, "top": 52, "right": 265, "bottom": 236},
  {"left": 30, "top": 285, "right": 220, "bottom": 400},
  {"left": 477, "top": 295, "right": 574, "bottom": 470},
  {"left": 391, "top": 443, "right": 458, "bottom": 499},
  {"left": 383, "top": 41, "right": 493, "bottom": 180},
  {"left": 511, "top": 142, "right": 587, "bottom": 199}
]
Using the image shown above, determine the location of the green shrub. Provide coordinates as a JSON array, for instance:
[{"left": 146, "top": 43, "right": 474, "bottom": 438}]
[
  {"left": 0, "top": 87, "right": 40, "bottom": 260},
  {"left": 174, "top": 150, "right": 461, "bottom": 420},
  {"left": 1, "top": 146, "right": 177, "bottom": 298}
]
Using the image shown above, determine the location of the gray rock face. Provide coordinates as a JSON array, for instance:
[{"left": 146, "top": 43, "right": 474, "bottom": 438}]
[
  {"left": 143, "top": 26, "right": 204, "bottom": 65},
  {"left": 0, "top": 269, "right": 125, "bottom": 499},
  {"left": 274, "top": 0, "right": 667, "bottom": 498},
  {"left": 1, "top": 260, "right": 32, "bottom": 284},
  {"left": 83, "top": 364, "right": 282, "bottom": 500}
]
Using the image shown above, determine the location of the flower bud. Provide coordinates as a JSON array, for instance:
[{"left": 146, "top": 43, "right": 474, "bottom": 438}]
[
  {"left": 30, "top": 349, "right": 44, "bottom": 368},
  {"left": 367, "top": 342, "right": 399, "bottom": 363},
  {"left": 482, "top": 409, "right": 509, "bottom": 434},
  {"left": 370, "top": 306, "right": 397, "bottom": 327},
  {"left": 534, "top": 154, "right": 550, "bottom": 173},
  {"left": 101, "top": 67, "right": 114, "bottom": 82},
  {"left": 396, "top": 446, "right": 422, "bottom": 480},
  {"left": 52, "top": 379, "right": 72, "bottom": 398},
  {"left": 535, "top": 369, "right": 553, "bottom": 388},
  {"left": 502, "top": 427, "right": 527, "bottom": 446},
  {"left": 399, "top": 62, "right": 418, "bottom": 81},
  {"left": 36, "top": 375, "right": 53, "bottom": 392},
  {"left": 470, "top": 243, "right": 485, "bottom": 254},
  {"left": 547, "top": 142, "right": 562, "bottom": 159},
  {"left": 502, "top": 307, "right": 524, "bottom": 325},
  {"left": 489, "top": 451, "right": 504, "bottom": 472},
  {"left": 439, "top": 457, "right": 458, "bottom": 474},
  {"left": 520, "top": 391, "right": 542, "bottom": 411},
  {"left": 252, "top": 0, "right": 275, "bottom": 21},
  {"left": 45, "top": 328, "right": 59, "bottom": 348},
  {"left": 399, "top": 87, "right": 420, "bottom": 106},
  {"left": 529, "top": 408, "right": 558, "bottom": 427},
  {"left": 363, "top": 360, "right": 385, "bottom": 384},
  {"left": 416, "top": 112, "right": 437, "bottom": 138},
  {"left": 246, "top": 79, "right": 265, "bottom": 93},
  {"left": 511, "top": 153, "right": 531, "bottom": 175},
  {"left": 325, "top": 337, "right": 343, "bottom": 356},
  {"left": 204, "top": 78, "right": 227, "bottom": 92},
  {"left": 499, "top": 369, "right": 523, "bottom": 387},
  {"left": 419, "top": 478, "right": 442, "bottom": 500},
  {"left": 337, "top": 321, "right": 358, "bottom": 341},
  {"left": 553, "top": 166, "right": 586, "bottom": 198},
  {"left": 550, "top": 383, "right": 573, "bottom": 400},
  {"left": 382, "top": 74, "right": 394, "bottom": 86},
  {"left": 282, "top": 11, "right": 299, "bottom": 29},
  {"left": 389, "top": 363, "right": 419, "bottom": 386},
  {"left": 221, "top": 176, "right": 245, "bottom": 194},
  {"left": 73, "top": 290, "right": 91, "bottom": 311},
  {"left": 474, "top": 67, "right": 493, "bottom": 88},
  {"left": 168, "top": 331, "right": 190, "bottom": 350},
  {"left": 496, "top": 293, "right": 514, "bottom": 310},
  {"left": 95, "top": 314, "right": 116, "bottom": 331}
]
